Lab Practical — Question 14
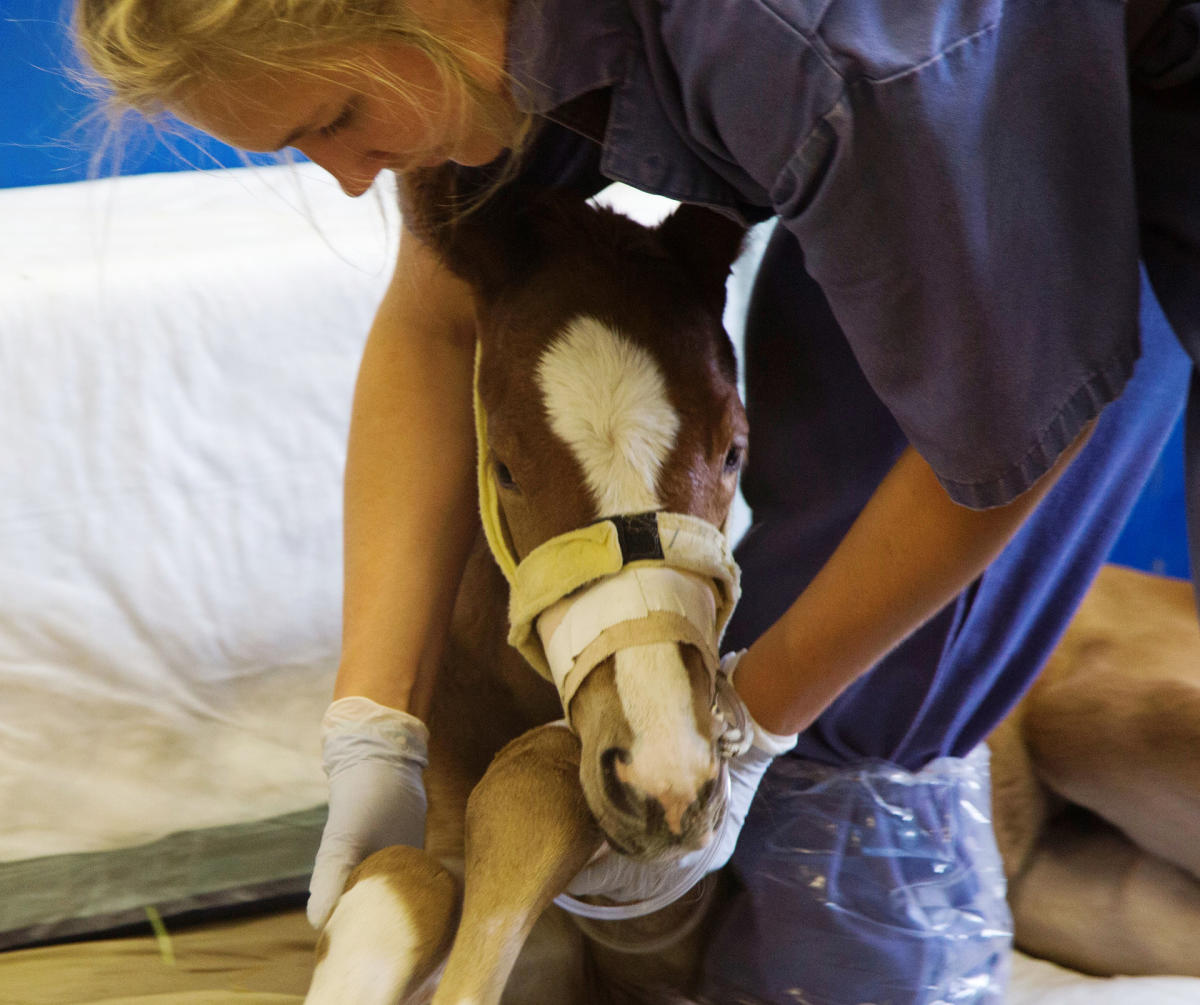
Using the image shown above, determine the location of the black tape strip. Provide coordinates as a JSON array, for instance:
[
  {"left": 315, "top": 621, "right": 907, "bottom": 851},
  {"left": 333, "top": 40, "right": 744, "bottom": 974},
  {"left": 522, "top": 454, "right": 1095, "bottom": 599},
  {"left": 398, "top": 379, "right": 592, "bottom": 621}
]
[{"left": 602, "top": 511, "right": 665, "bottom": 564}]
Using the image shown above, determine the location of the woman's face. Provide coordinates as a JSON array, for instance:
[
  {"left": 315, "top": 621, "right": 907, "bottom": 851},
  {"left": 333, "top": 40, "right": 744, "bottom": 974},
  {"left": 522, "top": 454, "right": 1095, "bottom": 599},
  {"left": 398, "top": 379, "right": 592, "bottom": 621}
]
[{"left": 173, "top": 42, "right": 511, "bottom": 196}]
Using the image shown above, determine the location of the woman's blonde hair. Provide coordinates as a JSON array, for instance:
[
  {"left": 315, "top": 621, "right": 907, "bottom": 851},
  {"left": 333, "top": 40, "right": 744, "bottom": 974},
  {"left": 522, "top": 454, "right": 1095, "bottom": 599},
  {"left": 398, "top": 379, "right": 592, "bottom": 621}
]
[{"left": 72, "top": 0, "right": 529, "bottom": 164}]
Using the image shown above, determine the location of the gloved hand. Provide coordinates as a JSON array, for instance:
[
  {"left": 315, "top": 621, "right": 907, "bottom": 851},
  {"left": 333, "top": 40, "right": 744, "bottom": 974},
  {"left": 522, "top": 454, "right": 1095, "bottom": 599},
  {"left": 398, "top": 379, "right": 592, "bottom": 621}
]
[
  {"left": 306, "top": 696, "right": 430, "bottom": 929},
  {"left": 561, "top": 650, "right": 797, "bottom": 912}
]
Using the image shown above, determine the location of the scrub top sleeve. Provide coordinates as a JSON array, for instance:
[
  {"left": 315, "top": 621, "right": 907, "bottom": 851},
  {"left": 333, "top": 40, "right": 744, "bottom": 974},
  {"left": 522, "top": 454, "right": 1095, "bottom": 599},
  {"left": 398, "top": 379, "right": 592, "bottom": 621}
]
[{"left": 777, "top": 12, "right": 1143, "bottom": 509}]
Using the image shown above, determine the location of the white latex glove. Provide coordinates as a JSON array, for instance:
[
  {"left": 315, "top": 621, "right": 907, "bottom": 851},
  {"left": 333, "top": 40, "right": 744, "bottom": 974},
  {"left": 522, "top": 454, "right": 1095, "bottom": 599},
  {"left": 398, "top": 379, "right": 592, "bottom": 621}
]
[
  {"left": 306, "top": 696, "right": 429, "bottom": 929},
  {"left": 561, "top": 651, "right": 797, "bottom": 912}
]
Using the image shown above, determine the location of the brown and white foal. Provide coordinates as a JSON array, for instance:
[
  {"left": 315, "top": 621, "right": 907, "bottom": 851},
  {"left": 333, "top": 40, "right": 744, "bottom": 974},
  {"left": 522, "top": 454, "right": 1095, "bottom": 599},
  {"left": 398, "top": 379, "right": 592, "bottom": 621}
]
[{"left": 305, "top": 179, "right": 748, "bottom": 1004}]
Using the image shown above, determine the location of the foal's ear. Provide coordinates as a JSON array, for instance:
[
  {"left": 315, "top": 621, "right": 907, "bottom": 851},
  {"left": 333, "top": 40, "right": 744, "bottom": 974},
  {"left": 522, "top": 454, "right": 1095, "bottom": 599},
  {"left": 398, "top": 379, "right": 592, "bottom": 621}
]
[
  {"left": 400, "top": 165, "right": 538, "bottom": 302},
  {"left": 656, "top": 205, "right": 747, "bottom": 315}
]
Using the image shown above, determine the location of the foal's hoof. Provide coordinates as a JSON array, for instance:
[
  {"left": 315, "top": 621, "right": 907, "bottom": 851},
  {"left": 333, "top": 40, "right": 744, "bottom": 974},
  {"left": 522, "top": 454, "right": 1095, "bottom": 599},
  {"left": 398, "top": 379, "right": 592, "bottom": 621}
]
[{"left": 306, "top": 845, "right": 458, "bottom": 1005}]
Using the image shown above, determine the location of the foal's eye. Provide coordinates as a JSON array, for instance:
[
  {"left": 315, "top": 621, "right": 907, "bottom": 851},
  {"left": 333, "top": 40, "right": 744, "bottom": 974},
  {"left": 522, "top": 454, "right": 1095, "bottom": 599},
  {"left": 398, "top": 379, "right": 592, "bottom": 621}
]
[
  {"left": 723, "top": 443, "right": 745, "bottom": 474},
  {"left": 493, "top": 459, "right": 518, "bottom": 491}
]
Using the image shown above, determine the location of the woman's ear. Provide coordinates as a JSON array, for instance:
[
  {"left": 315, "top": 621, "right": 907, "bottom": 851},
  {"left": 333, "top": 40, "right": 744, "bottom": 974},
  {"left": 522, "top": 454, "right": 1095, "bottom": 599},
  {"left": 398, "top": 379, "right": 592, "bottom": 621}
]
[
  {"left": 399, "top": 165, "right": 540, "bottom": 303},
  {"left": 655, "top": 205, "right": 747, "bottom": 316}
]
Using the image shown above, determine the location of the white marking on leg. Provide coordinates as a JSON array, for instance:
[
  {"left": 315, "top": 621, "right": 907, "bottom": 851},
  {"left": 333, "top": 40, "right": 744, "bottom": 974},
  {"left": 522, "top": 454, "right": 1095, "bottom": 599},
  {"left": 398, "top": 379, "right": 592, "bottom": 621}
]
[
  {"left": 614, "top": 642, "right": 713, "bottom": 832},
  {"left": 536, "top": 316, "right": 679, "bottom": 516},
  {"left": 304, "top": 876, "right": 419, "bottom": 1005}
]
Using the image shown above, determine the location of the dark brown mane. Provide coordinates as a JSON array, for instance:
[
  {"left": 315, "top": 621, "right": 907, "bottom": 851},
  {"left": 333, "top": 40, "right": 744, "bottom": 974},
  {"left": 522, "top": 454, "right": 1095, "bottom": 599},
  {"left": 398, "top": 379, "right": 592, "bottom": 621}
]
[{"left": 530, "top": 196, "right": 676, "bottom": 271}]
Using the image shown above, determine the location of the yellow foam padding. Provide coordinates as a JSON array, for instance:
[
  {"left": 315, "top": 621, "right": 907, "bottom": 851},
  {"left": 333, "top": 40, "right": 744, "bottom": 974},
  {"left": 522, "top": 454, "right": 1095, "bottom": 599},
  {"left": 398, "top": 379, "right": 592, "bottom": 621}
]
[
  {"left": 655, "top": 511, "right": 741, "bottom": 622},
  {"left": 508, "top": 521, "right": 628, "bottom": 678},
  {"left": 509, "top": 512, "right": 741, "bottom": 682},
  {"left": 475, "top": 342, "right": 518, "bottom": 583}
]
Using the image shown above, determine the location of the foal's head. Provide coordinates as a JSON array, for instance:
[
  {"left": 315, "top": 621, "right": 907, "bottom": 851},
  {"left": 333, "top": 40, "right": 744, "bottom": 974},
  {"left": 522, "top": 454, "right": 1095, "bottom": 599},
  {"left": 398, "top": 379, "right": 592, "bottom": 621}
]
[{"left": 412, "top": 172, "right": 747, "bottom": 860}]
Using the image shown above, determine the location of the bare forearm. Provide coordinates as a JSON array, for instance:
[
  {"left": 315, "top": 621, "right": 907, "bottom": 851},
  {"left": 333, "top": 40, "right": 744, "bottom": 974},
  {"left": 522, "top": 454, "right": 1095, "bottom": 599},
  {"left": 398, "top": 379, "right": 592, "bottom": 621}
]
[
  {"left": 735, "top": 434, "right": 1090, "bottom": 736},
  {"left": 335, "top": 233, "right": 478, "bottom": 717}
]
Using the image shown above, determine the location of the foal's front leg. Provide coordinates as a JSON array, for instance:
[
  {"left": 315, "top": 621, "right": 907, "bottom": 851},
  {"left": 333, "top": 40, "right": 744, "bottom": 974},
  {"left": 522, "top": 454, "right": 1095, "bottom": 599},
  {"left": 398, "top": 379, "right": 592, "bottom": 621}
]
[
  {"left": 305, "top": 845, "right": 459, "bottom": 1005},
  {"left": 432, "top": 723, "right": 604, "bottom": 1005}
]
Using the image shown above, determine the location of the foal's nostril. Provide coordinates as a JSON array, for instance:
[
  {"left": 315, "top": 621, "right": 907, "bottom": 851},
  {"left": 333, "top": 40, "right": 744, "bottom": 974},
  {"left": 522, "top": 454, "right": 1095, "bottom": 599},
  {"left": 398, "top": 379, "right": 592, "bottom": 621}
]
[{"left": 601, "top": 746, "right": 636, "bottom": 815}]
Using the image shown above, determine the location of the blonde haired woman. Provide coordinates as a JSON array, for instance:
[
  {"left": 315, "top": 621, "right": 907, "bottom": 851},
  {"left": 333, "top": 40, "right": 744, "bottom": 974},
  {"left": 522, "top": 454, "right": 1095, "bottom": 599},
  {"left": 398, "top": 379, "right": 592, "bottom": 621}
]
[{"left": 74, "top": 0, "right": 1198, "bottom": 1000}]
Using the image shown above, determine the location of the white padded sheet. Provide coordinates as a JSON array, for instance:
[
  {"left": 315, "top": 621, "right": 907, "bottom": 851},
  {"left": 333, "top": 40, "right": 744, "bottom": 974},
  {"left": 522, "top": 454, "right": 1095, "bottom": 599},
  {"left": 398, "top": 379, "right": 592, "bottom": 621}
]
[
  {"left": 1010, "top": 952, "right": 1200, "bottom": 1002},
  {"left": 0, "top": 163, "right": 397, "bottom": 865}
]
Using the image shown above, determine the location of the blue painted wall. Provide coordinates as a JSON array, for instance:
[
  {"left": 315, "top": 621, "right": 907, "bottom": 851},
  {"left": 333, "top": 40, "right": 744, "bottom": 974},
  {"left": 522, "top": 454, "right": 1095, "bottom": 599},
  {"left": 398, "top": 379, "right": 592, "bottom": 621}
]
[
  {"left": 1, "top": 0, "right": 276, "bottom": 187},
  {"left": 3, "top": 0, "right": 1191, "bottom": 579},
  {"left": 1110, "top": 411, "right": 1190, "bottom": 578}
]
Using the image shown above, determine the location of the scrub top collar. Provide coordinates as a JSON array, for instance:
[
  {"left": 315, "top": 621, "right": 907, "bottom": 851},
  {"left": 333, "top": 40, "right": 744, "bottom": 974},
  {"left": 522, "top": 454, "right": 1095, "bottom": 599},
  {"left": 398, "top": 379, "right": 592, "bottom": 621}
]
[
  {"left": 504, "top": 0, "right": 773, "bottom": 218},
  {"left": 505, "top": 0, "right": 633, "bottom": 114}
]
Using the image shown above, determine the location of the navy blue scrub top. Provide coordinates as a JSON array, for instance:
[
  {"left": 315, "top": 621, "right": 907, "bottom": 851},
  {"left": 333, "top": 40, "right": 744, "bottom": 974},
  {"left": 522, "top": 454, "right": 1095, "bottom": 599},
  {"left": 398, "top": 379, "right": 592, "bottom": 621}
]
[
  {"left": 471, "top": 0, "right": 1200, "bottom": 766},
  {"left": 504, "top": 0, "right": 1150, "bottom": 508}
]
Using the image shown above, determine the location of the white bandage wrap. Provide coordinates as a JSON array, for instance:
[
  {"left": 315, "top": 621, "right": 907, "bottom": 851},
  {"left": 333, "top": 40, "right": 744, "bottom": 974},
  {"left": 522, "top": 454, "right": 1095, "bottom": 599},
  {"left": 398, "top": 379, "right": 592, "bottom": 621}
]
[
  {"left": 503, "top": 511, "right": 740, "bottom": 685},
  {"left": 537, "top": 566, "right": 719, "bottom": 716}
]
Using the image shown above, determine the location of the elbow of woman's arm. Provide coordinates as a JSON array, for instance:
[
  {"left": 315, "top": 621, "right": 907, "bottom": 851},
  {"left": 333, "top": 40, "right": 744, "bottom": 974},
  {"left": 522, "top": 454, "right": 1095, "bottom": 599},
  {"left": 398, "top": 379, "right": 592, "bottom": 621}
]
[{"left": 968, "top": 418, "right": 1096, "bottom": 531}]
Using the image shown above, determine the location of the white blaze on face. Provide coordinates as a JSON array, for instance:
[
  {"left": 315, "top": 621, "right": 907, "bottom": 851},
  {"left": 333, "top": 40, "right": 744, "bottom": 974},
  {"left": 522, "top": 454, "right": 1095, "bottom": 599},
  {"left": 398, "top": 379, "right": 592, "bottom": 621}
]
[
  {"left": 536, "top": 316, "right": 680, "bottom": 516},
  {"left": 614, "top": 642, "right": 717, "bottom": 833},
  {"left": 537, "top": 317, "right": 712, "bottom": 825}
]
